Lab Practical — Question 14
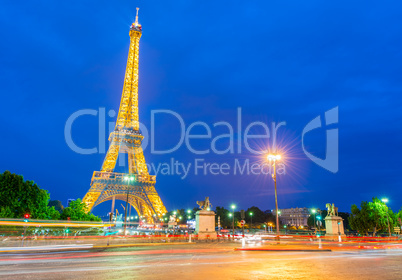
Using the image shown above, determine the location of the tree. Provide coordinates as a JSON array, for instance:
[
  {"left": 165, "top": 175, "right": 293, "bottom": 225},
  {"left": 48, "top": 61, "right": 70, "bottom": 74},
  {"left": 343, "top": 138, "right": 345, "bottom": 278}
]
[
  {"left": 396, "top": 209, "right": 402, "bottom": 224},
  {"left": 0, "top": 171, "right": 60, "bottom": 219},
  {"left": 349, "top": 201, "right": 374, "bottom": 236},
  {"left": 215, "top": 206, "right": 232, "bottom": 228},
  {"left": 48, "top": 200, "right": 64, "bottom": 213},
  {"left": 348, "top": 198, "right": 395, "bottom": 236},
  {"left": 368, "top": 198, "right": 390, "bottom": 235},
  {"left": 245, "top": 206, "right": 266, "bottom": 224},
  {"left": 60, "top": 199, "right": 101, "bottom": 221}
]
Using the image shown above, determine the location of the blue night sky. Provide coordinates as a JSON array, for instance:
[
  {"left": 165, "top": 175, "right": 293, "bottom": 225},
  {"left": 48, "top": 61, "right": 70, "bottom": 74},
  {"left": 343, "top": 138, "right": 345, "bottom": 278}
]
[{"left": 1, "top": 1, "right": 401, "bottom": 215}]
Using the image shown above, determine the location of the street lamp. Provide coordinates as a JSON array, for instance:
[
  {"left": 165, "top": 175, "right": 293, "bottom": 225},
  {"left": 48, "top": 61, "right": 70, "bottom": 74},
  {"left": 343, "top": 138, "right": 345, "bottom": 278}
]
[
  {"left": 317, "top": 216, "right": 322, "bottom": 234},
  {"left": 268, "top": 222, "right": 273, "bottom": 233},
  {"left": 249, "top": 212, "right": 253, "bottom": 231},
  {"left": 311, "top": 209, "right": 316, "bottom": 233},
  {"left": 267, "top": 153, "right": 281, "bottom": 242},
  {"left": 381, "top": 198, "right": 391, "bottom": 237},
  {"left": 186, "top": 210, "right": 192, "bottom": 220},
  {"left": 123, "top": 176, "right": 135, "bottom": 234},
  {"left": 231, "top": 204, "right": 236, "bottom": 239}
]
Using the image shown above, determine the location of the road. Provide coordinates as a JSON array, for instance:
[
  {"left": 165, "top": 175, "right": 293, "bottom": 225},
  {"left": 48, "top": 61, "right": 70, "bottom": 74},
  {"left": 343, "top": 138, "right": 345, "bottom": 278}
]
[{"left": 0, "top": 243, "right": 401, "bottom": 279}]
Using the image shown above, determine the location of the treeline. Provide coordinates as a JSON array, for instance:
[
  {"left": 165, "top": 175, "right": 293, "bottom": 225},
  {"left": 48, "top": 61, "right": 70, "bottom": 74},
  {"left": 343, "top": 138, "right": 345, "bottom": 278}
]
[
  {"left": 349, "top": 197, "right": 402, "bottom": 236},
  {"left": 0, "top": 171, "right": 100, "bottom": 221},
  {"left": 215, "top": 206, "right": 276, "bottom": 228}
]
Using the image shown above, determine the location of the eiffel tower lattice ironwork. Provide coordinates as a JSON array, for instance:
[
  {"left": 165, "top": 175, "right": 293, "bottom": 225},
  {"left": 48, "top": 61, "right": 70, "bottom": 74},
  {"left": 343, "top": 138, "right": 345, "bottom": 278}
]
[{"left": 83, "top": 9, "right": 167, "bottom": 222}]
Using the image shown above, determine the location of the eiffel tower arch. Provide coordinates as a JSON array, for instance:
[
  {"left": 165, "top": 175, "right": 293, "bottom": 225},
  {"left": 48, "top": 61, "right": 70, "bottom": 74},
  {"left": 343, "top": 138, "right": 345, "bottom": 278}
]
[{"left": 83, "top": 9, "right": 167, "bottom": 222}]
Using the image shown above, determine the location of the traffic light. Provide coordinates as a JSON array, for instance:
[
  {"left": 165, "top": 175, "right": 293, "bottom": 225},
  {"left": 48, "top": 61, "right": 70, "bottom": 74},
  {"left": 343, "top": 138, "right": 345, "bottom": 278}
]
[
  {"left": 23, "top": 213, "right": 30, "bottom": 222},
  {"left": 65, "top": 228, "right": 70, "bottom": 233}
]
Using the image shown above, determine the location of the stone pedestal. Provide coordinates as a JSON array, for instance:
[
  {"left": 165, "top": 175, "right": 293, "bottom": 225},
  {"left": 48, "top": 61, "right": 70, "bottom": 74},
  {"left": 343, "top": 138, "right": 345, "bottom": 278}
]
[
  {"left": 195, "top": 210, "right": 217, "bottom": 240},
  {"left": 168, "top": 221, "right": 177, "bottom": 229},
  {"left": 324, "top": 215, "right": 346, "bottom": 239}
]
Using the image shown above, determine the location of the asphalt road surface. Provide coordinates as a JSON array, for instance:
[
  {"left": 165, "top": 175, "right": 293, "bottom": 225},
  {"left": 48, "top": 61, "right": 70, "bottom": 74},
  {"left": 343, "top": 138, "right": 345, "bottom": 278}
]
[{"left": 0, "top": 243, "right": 401, "bottom": 280}]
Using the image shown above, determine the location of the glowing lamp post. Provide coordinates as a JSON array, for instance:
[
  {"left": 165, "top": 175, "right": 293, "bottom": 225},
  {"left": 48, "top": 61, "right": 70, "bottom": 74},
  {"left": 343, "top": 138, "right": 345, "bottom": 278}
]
[
  {"left": 231, "top": 204, "right": 236, "bottom": 239},
  {"left": 249, "top": 212, "right": 253, "bottom": 231},
  {"left": 311, "top": 209, "right": 316, "bottom": 233},
  {"left": 317, "top": 216, "right": 322, "bottom": 234},
  {"left": 267, "top": 153, "right": 281, "bottom": 241},
  {"left": 381, "top": 198, "right": 391, "bottom": 237}
]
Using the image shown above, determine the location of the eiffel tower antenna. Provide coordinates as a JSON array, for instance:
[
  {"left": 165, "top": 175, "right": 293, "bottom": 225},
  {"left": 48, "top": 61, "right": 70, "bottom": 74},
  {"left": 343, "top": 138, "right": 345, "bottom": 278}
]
[
  {"left": 83, "top": 13, "right": 166, "bottom": 223},
  {"left": 135, "top": 7, "right": 139, "bottom": 25}
]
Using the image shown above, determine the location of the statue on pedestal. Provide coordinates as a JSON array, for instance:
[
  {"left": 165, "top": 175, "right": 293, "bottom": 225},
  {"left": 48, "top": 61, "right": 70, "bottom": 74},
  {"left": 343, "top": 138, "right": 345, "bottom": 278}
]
[
  {"left": 169, "top": 214, "right": 176, "bottom": 223},
  {"left": 168, "top": 214, "right": 177, "bottom": 229},
  {"left": 195, "top": 197, "right": 217, "bottom": 240},
  {"left": 326, "top": 203, "right": 339, "bottom": 216},
  {"left": 197, "top": 197, "right": 212, "bottom": 210},
  {"left": 324, "top": 203, "right": 345, "bottom": 240}
]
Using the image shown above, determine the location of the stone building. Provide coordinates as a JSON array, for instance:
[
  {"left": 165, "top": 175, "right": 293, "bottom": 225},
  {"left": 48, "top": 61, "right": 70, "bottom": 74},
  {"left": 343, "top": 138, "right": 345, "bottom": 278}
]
[{"left": 273, "top": 207, "right": 311, "bottom": 227}]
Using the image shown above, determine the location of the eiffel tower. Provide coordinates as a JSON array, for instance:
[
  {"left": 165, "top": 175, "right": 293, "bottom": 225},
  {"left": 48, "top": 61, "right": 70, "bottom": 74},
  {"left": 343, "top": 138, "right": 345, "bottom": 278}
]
[{"left": 83, "top": 8, "right": 167, "bottom": 222}]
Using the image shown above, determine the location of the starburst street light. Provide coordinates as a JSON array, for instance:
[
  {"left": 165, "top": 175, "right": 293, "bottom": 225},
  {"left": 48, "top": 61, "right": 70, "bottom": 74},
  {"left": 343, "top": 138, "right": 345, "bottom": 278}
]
[
  {"left": 268, "top": 154, "right": 281, "bottom": 161},
  {"left": 267, "top": 153, "right": 281, "bottom": 242}
]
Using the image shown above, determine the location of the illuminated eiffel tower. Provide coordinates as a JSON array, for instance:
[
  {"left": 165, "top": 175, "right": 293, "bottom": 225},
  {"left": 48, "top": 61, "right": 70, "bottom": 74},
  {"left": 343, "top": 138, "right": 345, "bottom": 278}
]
[{"left": 83, "top": 8, "right": 167, "bottom": 222}]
